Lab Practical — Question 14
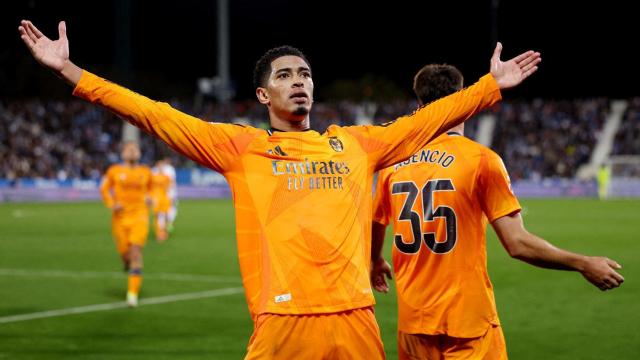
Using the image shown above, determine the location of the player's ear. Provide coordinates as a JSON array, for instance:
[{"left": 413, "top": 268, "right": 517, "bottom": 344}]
[{"left": 256, "top": 87, "right": 270, "bottom": 105}]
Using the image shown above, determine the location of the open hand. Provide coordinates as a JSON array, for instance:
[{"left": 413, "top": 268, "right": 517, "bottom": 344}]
[
  {"left": 19, "top": 20, "right": 69, "bottom": 73},
  {"left": 490, "top": 42, "right": 541, "bottom": 89}
]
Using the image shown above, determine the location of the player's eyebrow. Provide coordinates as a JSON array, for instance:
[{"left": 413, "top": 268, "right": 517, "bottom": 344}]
[
  {"left": 274, "top": 67, "right": 311, "bottom": 75},
  {"left": 275, "top": 67, "right": 293, "bottom": 75}
]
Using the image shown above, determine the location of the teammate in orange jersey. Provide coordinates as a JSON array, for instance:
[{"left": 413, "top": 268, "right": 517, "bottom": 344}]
[
  {"left": 100, "top": 141, "right": 152, "bottom": 307},
  {"left": 20, "top": 19, "right": 540, "bottom": 358},
  {"left": 370, "top": 64, "right": 624, "bottom": 359},
  {"left": 151, "top": 159, "right": 171, "bottom": 242}
]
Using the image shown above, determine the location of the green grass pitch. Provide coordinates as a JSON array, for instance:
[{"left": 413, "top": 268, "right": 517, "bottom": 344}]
[{"left": 0, "top": 199, "right": 638, "bottom": 359}]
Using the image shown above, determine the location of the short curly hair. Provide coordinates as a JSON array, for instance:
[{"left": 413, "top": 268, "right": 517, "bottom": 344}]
[
  {"left": 413, "top": 64, "right": 464, "bottom": 105},
  {"left": 253, "top": 45, "right": 311, "bottom": 89}
]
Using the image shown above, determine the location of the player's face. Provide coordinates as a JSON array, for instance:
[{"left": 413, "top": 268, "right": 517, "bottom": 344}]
[
  {"left": 258, "top": 55, "right": 314, "bottom": 121},
  {"left": 121, "top": 143, "right": 141, "bottom": 163}
]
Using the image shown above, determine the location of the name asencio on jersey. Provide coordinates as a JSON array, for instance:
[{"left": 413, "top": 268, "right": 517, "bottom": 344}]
[{"left": 394, "top": 148, "right": 455, "bottom": 171}]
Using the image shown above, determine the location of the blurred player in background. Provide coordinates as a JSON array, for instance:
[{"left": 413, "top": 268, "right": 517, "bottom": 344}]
[
  {"left": 597, "top": 163, "right": 611, "bottom": 200},
  {"left": 151, "top": 159, "right": 171, "bottom": 242},
  {"left": 371, "top": 64, "right": 625, "bottom": 359},
  {"left": 157, "top": 157, "right": 178, "bottom": 232},
  {"left": 99, "top": 141, "right": 152, "bottom": 308},
  {"left": 19, "top": 19, "right": 540, "bottom": 358}
]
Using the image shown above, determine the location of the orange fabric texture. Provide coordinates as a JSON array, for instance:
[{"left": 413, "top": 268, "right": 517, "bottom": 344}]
[
  {"left": 373, "top": 134, "right": 520, "bottom": 338},
  {"left": 151, "top": 171, "right": 171, "bottom": 213},
  {"left": 111, "top": 218, "right": 149, "bottom": 254},
  {"left": 397, "top": 326, "right": 507, "bottom": 360},
  {"left": 75, "top": 71, "right": 501, "bottom": 318},
  {"left": 245, "top": 308, "right": 384, "bottom": 360},
  {"left": 100, "top": 164, "right": 152, "bottom": 217}
]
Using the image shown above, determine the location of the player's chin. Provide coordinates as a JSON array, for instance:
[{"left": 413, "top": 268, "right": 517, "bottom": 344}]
[{"left": 291, "top": 105, "right": 310, "bottom": 117}]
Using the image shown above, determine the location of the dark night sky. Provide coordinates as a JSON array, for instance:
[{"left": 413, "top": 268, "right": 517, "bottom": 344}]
[{"left": 2, "top": 0, "right": 638, "bottom": 100}]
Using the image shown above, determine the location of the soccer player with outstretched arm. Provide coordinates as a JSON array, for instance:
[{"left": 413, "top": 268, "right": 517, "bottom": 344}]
[{"left": 20, "top": 20, "right": 540, "bottom": 358}]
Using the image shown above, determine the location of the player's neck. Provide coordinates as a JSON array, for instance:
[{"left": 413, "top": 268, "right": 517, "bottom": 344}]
[
  {"left": 123, "top": 161, "right": 138, "bottom": 167},
  {"left": 269, "top": 115, "right": 311, "bottom": 132},
  {"left": 448, "top": 124, "right": 465, "bottom": 136}
]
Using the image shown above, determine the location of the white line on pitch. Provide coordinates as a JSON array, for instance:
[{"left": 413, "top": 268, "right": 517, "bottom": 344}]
[
  {"left": 0, "top": 268, "right": 240, "bottom": 283},
  {"left": 0, "top": 287, "right": 244, "bottom": 324}
]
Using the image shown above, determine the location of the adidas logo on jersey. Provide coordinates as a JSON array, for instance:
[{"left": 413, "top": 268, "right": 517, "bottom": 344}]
[{"left": 266, "top": 145, "right": 287, "bottom": 156}]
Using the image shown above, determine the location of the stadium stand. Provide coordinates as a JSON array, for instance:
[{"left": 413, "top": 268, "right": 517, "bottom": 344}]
[
  {"left": 0, "top": 97, "right": 629, "bottom": 184},
  {"left": 492, "top": 99, "right": 608, "bottom": 181},
  {"left": 612, "top": 97, "right": 640, "bottom": 156},
  {"left": 0, "top": 100, "right": 121, "bottom": 180}
]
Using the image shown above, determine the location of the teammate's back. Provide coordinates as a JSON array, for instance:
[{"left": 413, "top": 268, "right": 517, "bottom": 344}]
[
  {"left": 374, "top": 132, "right": 519, "bottom": 337},
  {"left": 371, "top": 63, "right": 623, "bottom": 359}
]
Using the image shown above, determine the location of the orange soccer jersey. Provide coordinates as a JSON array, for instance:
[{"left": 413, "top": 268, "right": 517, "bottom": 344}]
[
  {"left": 100, "top": 164, "right": 152, "bottom": 220},
  {"left": 100, "top": 164, "right": 152, "bottom": 252},
  {"left": 151, "top": 170, "right": 171, "bottom": 213},
  {"left": 373, "top": 133, "right": 521, "bottom": 338},
  {"left": 75, "top": 71, "right": 501, "bottom": 318}
]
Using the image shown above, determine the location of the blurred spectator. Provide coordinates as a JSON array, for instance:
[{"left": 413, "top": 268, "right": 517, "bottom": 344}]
[
  {"left": 2, "top": 98, "right": 607, "bottom": 181},
  {"left": 492, "top": 98, "right": 607, "bottom": 180},
  {"left": 0, "top": 99, "right": 122, "bottom": 180},
  {"left": 612, "top": 97, "right": 640, "bottom": 155}
]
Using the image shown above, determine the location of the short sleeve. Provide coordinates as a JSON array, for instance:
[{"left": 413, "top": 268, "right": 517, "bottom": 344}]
[{"left": 477, "top": 151, "right": 521, "bottom": 222}]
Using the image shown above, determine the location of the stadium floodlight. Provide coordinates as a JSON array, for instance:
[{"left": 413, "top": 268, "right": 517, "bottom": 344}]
[{"left": 197, "top": 76, "right": 235, "bottom": 101}]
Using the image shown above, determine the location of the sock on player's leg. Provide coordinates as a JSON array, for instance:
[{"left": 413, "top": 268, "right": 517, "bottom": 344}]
[{"left": 127, "top": 268, "right": 142, "bottom": 307}]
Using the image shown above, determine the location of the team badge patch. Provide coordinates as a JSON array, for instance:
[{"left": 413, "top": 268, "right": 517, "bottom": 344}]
[{"left": 329, "top": 137, "right": 344, "bottom": 152}]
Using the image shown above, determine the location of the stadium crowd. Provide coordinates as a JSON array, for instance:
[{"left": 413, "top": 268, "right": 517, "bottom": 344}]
[
  {"left": 0, "top": 99, "right": 121, "bottom": 180},
  {"left": 0, "top": 98, "right": 614, "bottom": 181},
  {"left": 612, "top": 97, "right": 640, "bottom": 155},
  {"left": 492, "top": 98, "right": 608, "bottom": 180}
]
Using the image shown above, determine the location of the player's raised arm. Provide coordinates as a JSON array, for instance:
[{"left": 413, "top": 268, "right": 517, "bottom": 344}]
[
  {"left": 351, "top": 44, "right": 541, "bottom": 170},
  {"left": 18, "top": 20, "right": 252, "bottom": 173}
]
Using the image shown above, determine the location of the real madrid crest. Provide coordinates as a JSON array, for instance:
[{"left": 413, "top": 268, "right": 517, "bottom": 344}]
[{"left": 329, "top": 137, "right": 344, "bottom": 152}]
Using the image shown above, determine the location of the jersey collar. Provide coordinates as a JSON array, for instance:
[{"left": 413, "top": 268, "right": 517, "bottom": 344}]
[{"left": 267, "top": 127, "right": 313, "bottom": 136}]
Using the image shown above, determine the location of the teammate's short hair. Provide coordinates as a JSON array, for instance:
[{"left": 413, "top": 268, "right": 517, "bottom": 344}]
[
  {"left": 120, "top": 140, "right": 140, "bottom": 150},
  {"left": 413, "top": 64, "right": 464, "bottom": 105},
  {"left": 253, "top": 45, "right": 311, "bottom": 89}
]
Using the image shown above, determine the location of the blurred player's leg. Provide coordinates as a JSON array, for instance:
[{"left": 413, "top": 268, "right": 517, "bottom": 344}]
[
  {"left": 155, "top": 212, "right": 168, "bottom": 242},
  {"left": 125, "top": 221, "right": 148, "bottom": 307},
  {"left": 112, "top": 219, "right": 131, "bottom": 271},
  {"left": 126, "top": 245, "right": 143, "bottom": 307},
  {"left": 167, "top": 201, "right": 177, "bottom": 232}
]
